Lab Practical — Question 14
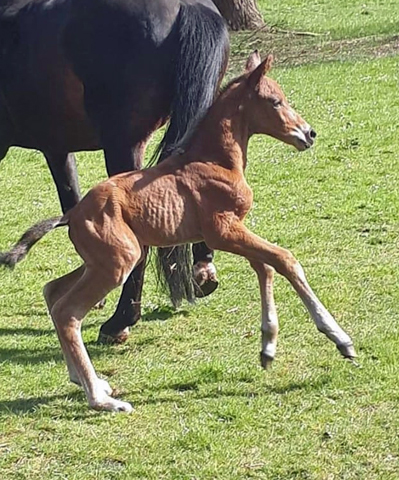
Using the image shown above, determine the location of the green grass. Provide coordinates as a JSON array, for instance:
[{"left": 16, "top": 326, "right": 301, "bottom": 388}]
[
  {"left": 1, "top": 2, "right": 399, "bottom": 479},
  {"left": 257, "top": 0, "right": 399, "bottom": 39}
]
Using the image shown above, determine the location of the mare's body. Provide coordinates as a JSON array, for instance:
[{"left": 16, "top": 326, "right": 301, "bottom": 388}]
[{"left": 0, "top": 0, "right": 229, "bottom": 340}]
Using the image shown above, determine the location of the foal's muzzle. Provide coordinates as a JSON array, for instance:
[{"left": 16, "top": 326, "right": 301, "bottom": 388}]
[{"left": 291, "top": 127, "right": 317, "bottom": 151}]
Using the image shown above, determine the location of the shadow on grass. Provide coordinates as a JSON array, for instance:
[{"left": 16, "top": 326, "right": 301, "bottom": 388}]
[
  {"left": 0, "top": 391, "right": 78, "bottom": 415},
  {"left": 132, "top": 387, "right": 260, "bottom": 407},
  {"left": 0, "top": 326, "right": 53, "bottom": 336},
  {"left": 0, "top": 310, "right": 48, "bottom": 319},
  {"left": 0, "top": 305, "right": 185, "bottom": 341},
  {"left": 0, "top": 346, "right": 64, "bottom": 364},
  {"left": 0, "top": 372, "right": 332, "bottom": 416},
  {"left": 132, "top": 374, "right": 332, "bottom": 407},
  {"left": 267, "top": 375, "right": 331, "bottom": 394},
  {"left": 0, "top": 317, "right": 100, "bottom": 338},
  {"left": 0, "top": 386, "right": 255, "bottom": 416},
  {"left": 0, "top": 342, "right": 111, "bottom": 365},
  {"left": 141, "top": 306, "right": 189, "bottom": 322},
  {"left": 0, "top": 391, "right": 99, "bottom": 420},
  {"left": 229, "top": 31, "right": 399, "bottom": 73}
]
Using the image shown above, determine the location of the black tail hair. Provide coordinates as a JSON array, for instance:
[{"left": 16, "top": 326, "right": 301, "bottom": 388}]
[
  {"left": 0, "top": 216, "right": 65, "bottom": 268},
  {"left": 152, "top": 4, "right": 229, "bottom": 163},
  {"left": 154, "top": 3, "right": 229, "bottom": 306}
]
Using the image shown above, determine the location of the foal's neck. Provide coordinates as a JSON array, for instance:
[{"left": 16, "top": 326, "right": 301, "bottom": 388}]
[{"left": 188, "top": 83, "right": 250, "bottom": 172}]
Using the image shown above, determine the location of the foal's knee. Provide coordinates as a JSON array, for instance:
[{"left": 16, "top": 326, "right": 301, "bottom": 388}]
[
  {"left": 273, "top": 248, "right": 304, "bottom": 280},
  {"left": 250, "top": 261, "right": 275, "bottom": 279}
]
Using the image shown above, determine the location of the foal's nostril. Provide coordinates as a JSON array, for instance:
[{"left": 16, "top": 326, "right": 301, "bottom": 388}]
[{"left": 309, "top": 129, "right": 317, "bottom": 139}]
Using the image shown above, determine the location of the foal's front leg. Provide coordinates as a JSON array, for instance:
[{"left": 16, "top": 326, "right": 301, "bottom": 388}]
[
  {"left": 249, "top": 261, "right": 279, "bottom": 368},
  {"left": 207, "top": 222, "right": 356, "bottom": 361}
]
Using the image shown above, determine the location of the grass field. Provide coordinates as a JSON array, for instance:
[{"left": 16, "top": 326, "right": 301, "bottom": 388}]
[{"left": 1, "top": 1, "right": 399, "bottom": 479}]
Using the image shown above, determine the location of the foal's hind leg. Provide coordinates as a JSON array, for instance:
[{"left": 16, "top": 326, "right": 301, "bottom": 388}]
[
  {"left": 44, "top": 266, "right": 111, "bottom": 392},
  {"left": 206, "top": 222, "right": 356, "bottom": 362},
  {"left": 44, "top": 266, "right": 88, "bottom": 387},
  {"left": 49, "top": 264, "right": 135, "bottom": 412}
]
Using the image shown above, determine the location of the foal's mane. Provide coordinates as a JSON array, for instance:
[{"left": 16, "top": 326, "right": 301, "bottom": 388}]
[
  {"left": 218, "top": 73, "right": 246, "bottom": 96},
  {"left": 148, "top": 73, "right": 246, "bottom": 163}
]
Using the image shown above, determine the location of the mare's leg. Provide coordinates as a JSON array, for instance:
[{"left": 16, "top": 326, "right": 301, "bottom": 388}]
[
  {"left": 83, "top": 85, "right": 147, "bottom": 175},
  {"left": 249, "top": 261, "right": 279, "bottom": 368},
  {"left": 192, "top": 242, "right": 219, "bottom": 297},
  {"left": 97, "top": 140, "right": 149, "bottom": 344},
  {"left": 98, "top": 246, "right": 148, "bottom": 344},
  {"left": 0, "top": 101, "right": 13, "bottom": 161},
  {"left": 104, "top": 136, "right": 147, "bottom": 176},
  {"left": 83, "top": 86, "right": 150, "bottom": 339},
  {"left": 0, "top": 143, "right": 10, "bottom": 164},
  {"left": 205, "top": 222, "right": 356, "bottom": 361},
  {"left": 44, "top": 152, "right": 81, "bottom": 213}
]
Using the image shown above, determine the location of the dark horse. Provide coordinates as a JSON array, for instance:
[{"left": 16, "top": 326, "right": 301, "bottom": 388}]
[{"left": 0, "top": 0, "right": 229, "bottom": 341}]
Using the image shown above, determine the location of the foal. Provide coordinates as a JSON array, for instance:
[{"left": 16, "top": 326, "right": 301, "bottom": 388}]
[{"left": 2, "top": 52, "right": 356, "bottom": 412}]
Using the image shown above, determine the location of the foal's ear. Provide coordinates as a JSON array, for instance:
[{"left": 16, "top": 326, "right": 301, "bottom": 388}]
[
  {"left": 245, "top": 50, "right": 262, "bottom": 73},
  {"left": 248, "top": 54, "right": 274, "bottom": 89}
]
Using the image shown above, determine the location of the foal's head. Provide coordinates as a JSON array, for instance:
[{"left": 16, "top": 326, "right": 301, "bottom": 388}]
[{"left": 242, "top": 51, "right": 316, "bottom": 151}]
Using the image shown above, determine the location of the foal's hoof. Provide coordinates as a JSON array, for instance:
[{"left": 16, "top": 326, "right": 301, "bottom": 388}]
[
  {"left": 260, "top": 352, "right": 274, "bottom": 369},
  {"left": 98, "top": 378, "right": 114, "bottom": 396},
  {"left": 91, "top": 396, "right": 133, "bottom": 413},
  {"left": 193, "top": 261, "right": 219, "bottom": 298},
  {"left": 337, "top": 342, "right": 357, "bottom": 360},
  {"left": 97, "top": 327, "right": 130, "bottom": 345}
]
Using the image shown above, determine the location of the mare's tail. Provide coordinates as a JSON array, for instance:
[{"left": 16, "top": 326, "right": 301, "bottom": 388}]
[
  {"left": 155, "top": 2, "right": 229, "bottom": 306},
  {"left": 0, "top": 216, "right": 67, "bottom": 268}
]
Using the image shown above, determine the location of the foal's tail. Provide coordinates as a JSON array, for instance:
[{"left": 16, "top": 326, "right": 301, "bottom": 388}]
[
  {"left": 154, "top": 2, "right": 229, "bottom": 306},
  {"left": 0, "top": 216, "right": 67, "bottom": 268}
]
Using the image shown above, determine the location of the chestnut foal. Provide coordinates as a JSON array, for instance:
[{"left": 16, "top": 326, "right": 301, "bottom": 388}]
[{"left": 3, "top": 53, "right": 356, "bottom": 412}]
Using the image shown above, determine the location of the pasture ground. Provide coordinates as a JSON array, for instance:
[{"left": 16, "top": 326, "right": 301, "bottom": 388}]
[{"left": 1, "top": 1, "right": 399, "bottom": 478}]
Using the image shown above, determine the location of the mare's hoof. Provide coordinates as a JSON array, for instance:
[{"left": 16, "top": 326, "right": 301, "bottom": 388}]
[
  {"left": 194, "top": 278, "right": 219, "bottom": 298},
  {"left": 97, "top": 327, "right": 130, "bottom": 345},
  {"left": 193, "top": 261, "right": 219, "bottom": 297},
  {"left": 93, "top": 298, "right": 107, "bottom": 310},
  {"left": 337, "top": 342, "right": 357, "bottom": 360},
  {"left": 260, "top": 352, "right": 274, "bottom": 369}
]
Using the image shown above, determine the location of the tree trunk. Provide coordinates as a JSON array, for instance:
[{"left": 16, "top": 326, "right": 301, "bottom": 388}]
[{"left": 213, "top": 0, "right": 264, "bottom": 31}]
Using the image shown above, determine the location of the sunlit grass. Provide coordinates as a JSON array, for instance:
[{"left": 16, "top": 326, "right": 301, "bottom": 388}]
[
  {"left": 0, "top": 3, "right": 399, "bottom": 479},
  {"left": 257, "top": 0, "right": 399, "bottom": 39}
]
